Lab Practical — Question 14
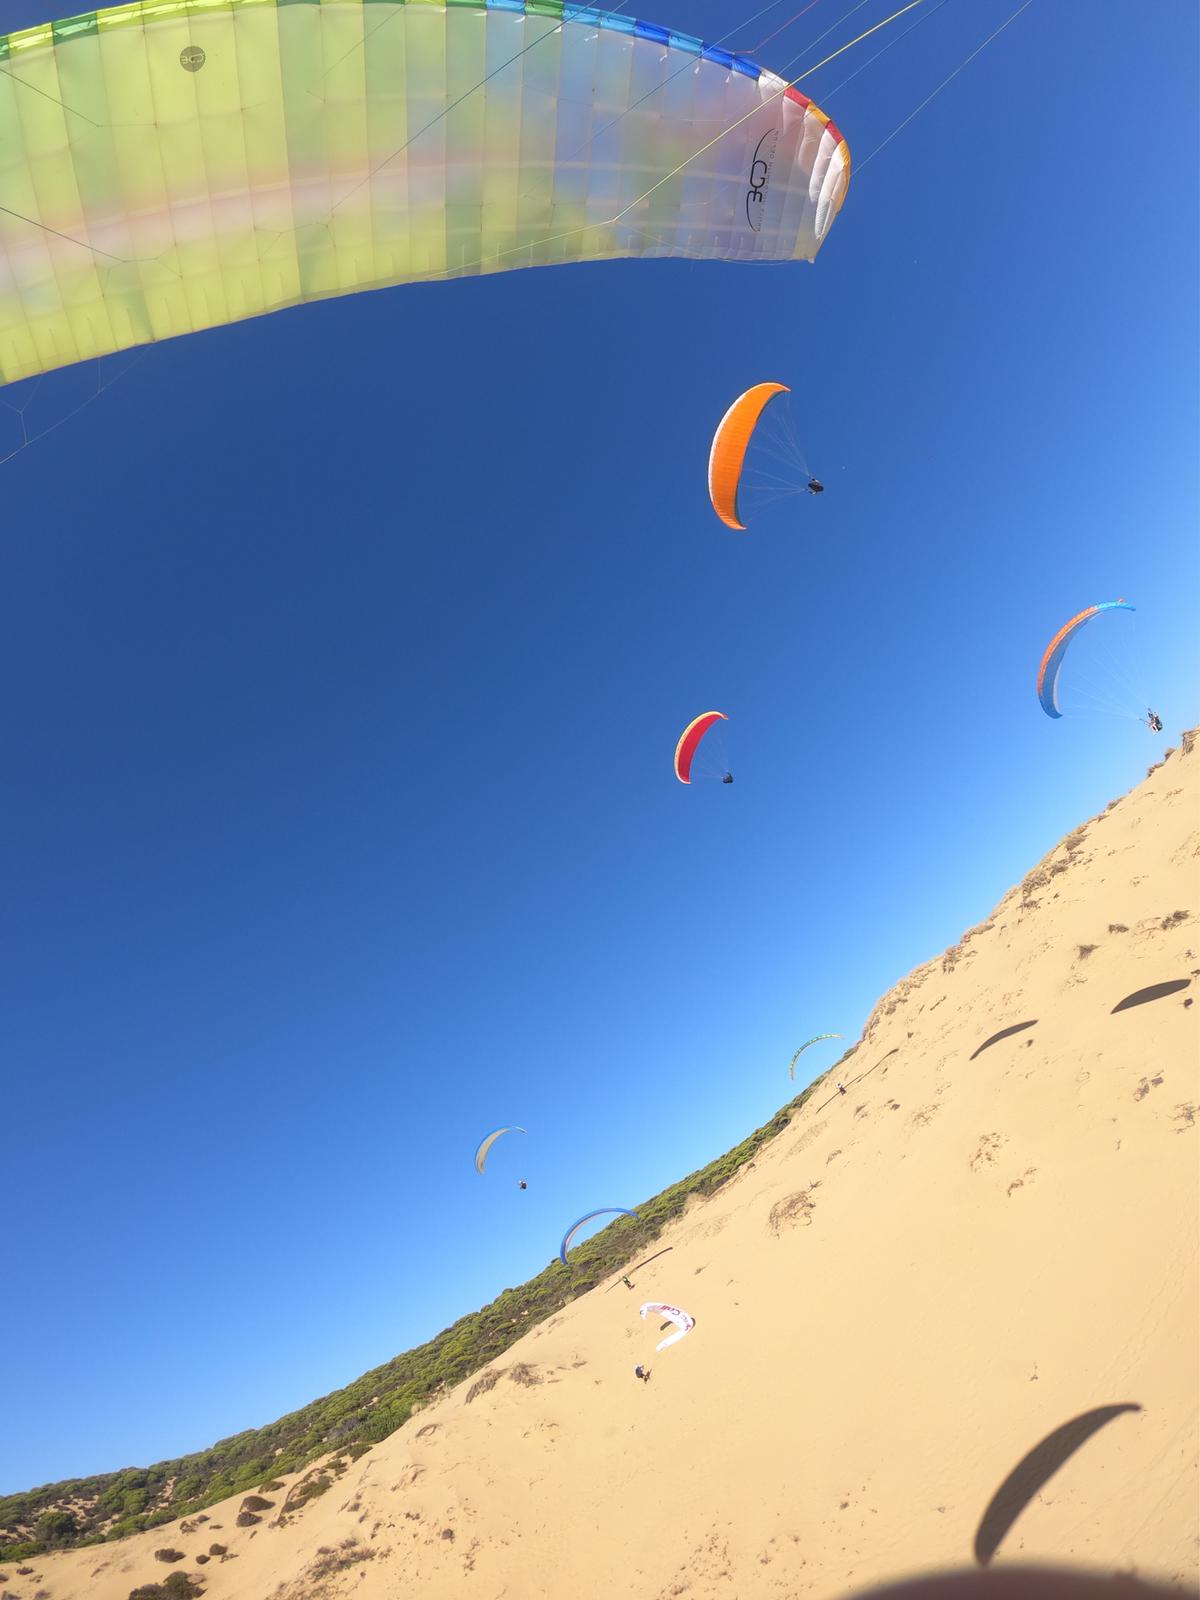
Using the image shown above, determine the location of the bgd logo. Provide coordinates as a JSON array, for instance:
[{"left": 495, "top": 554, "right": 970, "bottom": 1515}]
[{"left": 745, "top": 129, "right": 779, "bottom": 232}]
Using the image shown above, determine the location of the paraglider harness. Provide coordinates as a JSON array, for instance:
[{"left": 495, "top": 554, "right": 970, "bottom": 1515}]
[
  {"left": 806, "top": 478, "right": 825, "bottom": 495},
  {"left": 1146, "top": 710, "right": 1163, "bottom": 733}
]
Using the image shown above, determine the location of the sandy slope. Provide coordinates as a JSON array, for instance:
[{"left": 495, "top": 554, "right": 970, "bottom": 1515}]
[{"left": 16, "top": 737, "right": 1198, "bottom": 1600}]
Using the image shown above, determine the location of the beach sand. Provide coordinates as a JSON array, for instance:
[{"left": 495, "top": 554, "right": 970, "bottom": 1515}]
[{"left": 16, "top": 735, "right": 1198, "bottom": 1599}]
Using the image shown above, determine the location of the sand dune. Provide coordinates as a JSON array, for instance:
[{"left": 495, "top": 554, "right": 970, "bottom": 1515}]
[{"left": 14, "top": 736, "right": 1198, "bottom": 1600}]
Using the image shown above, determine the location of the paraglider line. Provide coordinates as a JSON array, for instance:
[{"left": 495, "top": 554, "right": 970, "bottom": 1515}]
[
  {"left": 773, "top": 0, "right": 876, "bottom": 79},
  {"left": 0, "top": 202, "right": 128, "bottom": 262},
  {"left": 789, "top": 0, "right": 926, "bottom": 84},
  {"left": 746, "top": 441, "right": 812, "bottom": 483},
  {"left": 748, "top": 0, "right": 825, "bottom": 56},
  {"left": 855, "top": 0, "right": 1036, "bottom": 175},
  {"left": 0, "top": 348, "right": 152, "bottom": 467},
  {"left": 818, "top": 0, "right": 952, "bottom": 103},
  {"left": 0, "top": 61, "right": 103, "bottom": 126}
]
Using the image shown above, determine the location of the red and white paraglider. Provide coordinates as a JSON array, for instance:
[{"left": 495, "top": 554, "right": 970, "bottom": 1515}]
[
  {"left": 674, "top": 712, "right": 731, "bottom": 785},
  {"left": 640, "top": 1302, "right": 695, "bottom": 1351}
]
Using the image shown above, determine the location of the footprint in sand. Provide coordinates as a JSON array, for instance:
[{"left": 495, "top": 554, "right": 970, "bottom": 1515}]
[{"left": 970, "top": 1132, "right": 1006, "bottom": 1171}]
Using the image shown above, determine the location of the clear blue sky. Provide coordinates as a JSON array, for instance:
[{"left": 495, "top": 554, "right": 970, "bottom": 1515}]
[{"left": 2, "top": 0, "right": 1196, "bottom": 1494}]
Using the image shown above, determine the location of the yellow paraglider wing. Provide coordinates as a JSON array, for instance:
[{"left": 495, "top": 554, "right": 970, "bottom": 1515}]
[{"left": 0, "top": 3, "right": 850, "bottom": 384}]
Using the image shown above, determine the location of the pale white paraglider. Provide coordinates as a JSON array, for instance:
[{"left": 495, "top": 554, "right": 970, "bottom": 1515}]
[
  {"left": 474, "top": 1126, "right": 526, "bottom": 1175},
  {"left": 640, "top": 1302, "right": 695, "bottom": 1352}
]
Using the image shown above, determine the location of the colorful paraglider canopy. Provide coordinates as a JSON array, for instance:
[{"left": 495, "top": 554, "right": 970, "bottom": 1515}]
[
  {"left": 0, "top": 1, "right": 850, "bottom": 386},
  {"left": 474, "top": 1126, "right": 527, "bottom": 1175},
  {"left": 789, "top": 1034, "right": 843, "bottom": 1079},
  {"left": 707, "top": 383, "right": 821, "bottom": 528},
  {"left": 1036, "top": 601, "right": 1135, "bottom": 719},
  {"left": 639, "top": 1302, "right": 695, "bottom": 1351},
  {"left": 708, "top": 383, "right": 790, "bottom": 530},
  {"left": 559, "top": 1208, "right": 639, "bottom": 1266},
  {"left": 675, "top": 712, "right": 729, "bottom": 784}
]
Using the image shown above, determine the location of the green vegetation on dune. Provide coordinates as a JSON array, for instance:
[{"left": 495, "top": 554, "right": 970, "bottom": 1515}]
[{"left": 0, "top": 1068, "right": 844, "bottom": 1559}]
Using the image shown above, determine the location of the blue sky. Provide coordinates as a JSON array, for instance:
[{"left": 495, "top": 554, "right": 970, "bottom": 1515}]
[{"left": 2, "top": 0, "right": 1196, "bottom": 1493}]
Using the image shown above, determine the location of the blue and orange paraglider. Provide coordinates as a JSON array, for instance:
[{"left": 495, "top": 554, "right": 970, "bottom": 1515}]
[
  {"left": 1037, "top": 601, "right": 1135, "bottom": 718},
  {"left": 1035, "top": 598, "right": 1163, "bottom": 734},
  {"left": 1036, "top": 600, "right": 1162, "bottom": 732}
]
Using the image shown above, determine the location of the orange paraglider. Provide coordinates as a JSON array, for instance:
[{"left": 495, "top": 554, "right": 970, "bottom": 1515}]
[{"left": 708, "top": 384, "right": 790, "bottom": 531}]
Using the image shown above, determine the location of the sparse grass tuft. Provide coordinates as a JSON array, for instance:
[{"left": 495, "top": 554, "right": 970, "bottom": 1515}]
[
  {"left": 309, "top": 1538, "right": 376, "bottom": 1580},
  {"left": 465, "top": 1371, "right": 501, "bottom": 1405}
]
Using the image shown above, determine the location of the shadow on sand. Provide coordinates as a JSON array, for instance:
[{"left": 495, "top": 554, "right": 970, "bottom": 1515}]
[
  {"left": 606, "top": 1247, "right": 674, "bottom": 1290},
  {"left": 814, "top": 1048, "right": 899, "bottom": 1111},
  {"left": 973, "top": 1403, "right": 1142, "bottom": 1566},
  {"left": 1111, "top": 978, "right": 1191, "bottom": 1013},
  {"left": 970, "top": 1021, "right": 1038, "bottom": 1061}
]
